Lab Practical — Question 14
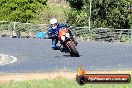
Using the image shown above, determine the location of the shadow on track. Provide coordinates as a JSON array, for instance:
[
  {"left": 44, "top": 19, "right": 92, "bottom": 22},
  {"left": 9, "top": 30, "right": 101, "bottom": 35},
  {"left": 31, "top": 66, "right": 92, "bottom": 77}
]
[{"left": 63, "top": 54, "right": 82, "bottom": 57}]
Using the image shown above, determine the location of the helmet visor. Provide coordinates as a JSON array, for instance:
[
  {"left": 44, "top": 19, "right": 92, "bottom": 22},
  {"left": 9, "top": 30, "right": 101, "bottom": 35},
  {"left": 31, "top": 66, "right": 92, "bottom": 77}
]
[{"left": 51, "top": 24, "right": 57, "bottom": 29}]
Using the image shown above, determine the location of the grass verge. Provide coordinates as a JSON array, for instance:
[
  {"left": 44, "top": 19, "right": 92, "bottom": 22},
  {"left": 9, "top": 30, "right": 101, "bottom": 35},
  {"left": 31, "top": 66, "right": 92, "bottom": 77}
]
[
  {"left": 0, "top": 71, "right": 132, "bottom": 88},
  {"left": 0, "top": 78, "right": 132, "bottom": 88}
]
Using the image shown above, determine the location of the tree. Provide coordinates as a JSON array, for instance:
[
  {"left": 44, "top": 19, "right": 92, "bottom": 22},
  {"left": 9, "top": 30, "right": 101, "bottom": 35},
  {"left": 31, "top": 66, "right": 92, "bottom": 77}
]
[
  {"left": 66, "top": 9, "right": 88, "bottom": 26},
  {"left": 90, "top": 0, "right": 131, "bottom": 28},
  {"left": 65, "top": 0, "right": 87, "bottom": 26},
  {"left": 66, "top": 0, "right": 132, "bottom": 29},
  {"left": 0, "top": 0, "right": 47, "bottom": 23},
  {"left": 66, "top": 0, "right": 84, "bottom": 10}
]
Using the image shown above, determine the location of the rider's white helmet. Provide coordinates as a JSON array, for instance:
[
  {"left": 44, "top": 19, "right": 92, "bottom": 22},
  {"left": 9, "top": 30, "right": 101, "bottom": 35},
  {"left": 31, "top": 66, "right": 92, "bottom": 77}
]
[{"left": 50, "top": 18, "right": 58, "bottom": 24}]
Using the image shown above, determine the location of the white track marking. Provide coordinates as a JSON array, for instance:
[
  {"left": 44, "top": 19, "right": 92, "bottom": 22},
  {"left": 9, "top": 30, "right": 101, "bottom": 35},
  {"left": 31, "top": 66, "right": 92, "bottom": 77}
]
[{"left": 0, "top": 54, "right": 17, "bottom": 65}]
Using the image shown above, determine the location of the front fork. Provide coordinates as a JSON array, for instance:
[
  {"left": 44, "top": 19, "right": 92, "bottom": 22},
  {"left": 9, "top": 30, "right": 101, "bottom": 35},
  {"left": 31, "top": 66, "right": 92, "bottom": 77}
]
[{"left": 60, "top": 38, "right": 76, "bottom": 52}]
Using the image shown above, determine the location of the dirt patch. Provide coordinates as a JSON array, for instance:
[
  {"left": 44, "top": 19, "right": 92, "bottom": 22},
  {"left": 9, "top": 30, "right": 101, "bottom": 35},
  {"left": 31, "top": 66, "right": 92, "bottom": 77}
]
[
  {"left": 0, "top": 72, "right": 75, "bottom": 83},
  {"left": 0, "top": 71, "right": 132, "bottom": 83}
]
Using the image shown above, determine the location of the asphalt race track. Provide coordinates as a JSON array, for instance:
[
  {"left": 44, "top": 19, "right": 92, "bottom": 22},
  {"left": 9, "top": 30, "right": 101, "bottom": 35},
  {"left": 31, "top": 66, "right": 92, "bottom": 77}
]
[{"left": 0, "top": 38, "right": 132, "bottom": 73}]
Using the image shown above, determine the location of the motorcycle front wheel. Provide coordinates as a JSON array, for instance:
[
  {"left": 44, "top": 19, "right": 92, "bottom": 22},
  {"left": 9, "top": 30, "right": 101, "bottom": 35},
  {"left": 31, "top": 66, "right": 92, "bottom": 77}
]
[{"left": 67, "top": 42, "right": 79, "bottom": 57}]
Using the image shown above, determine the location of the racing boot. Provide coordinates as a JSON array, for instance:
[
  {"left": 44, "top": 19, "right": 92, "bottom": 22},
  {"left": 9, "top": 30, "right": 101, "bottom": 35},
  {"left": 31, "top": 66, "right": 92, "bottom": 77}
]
[{"left": 52, "top": 40, "right": 59, "bottom": 50}]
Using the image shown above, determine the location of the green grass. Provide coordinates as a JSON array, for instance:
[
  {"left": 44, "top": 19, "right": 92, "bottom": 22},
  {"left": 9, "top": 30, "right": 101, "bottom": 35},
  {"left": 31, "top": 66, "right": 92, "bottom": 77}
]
[
  {"left": 34, "top": 3, "right": 70, "bottom": 24},
  {"left": 0, "top": 78, "right": 131, "bottom": 88}
]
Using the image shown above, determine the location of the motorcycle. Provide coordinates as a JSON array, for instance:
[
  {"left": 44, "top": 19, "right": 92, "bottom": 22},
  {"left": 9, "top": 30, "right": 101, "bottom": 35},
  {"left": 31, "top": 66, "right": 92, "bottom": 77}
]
[{"left": 58, "top": 27, "right": 79, "bottom": 57}]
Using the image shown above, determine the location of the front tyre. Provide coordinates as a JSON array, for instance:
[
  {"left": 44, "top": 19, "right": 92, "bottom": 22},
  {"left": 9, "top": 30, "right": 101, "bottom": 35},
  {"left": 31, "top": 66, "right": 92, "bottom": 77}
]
[{"left": 68, "top": 42, "right": 79, "bottom": 57}]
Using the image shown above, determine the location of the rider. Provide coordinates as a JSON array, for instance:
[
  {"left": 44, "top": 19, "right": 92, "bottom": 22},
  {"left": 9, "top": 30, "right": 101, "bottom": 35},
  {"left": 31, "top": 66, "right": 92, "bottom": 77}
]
[
  {"left": 48, "top": 18, "right": 77, "bottom": 50},
  {"left": 48, "top": 18, "right": 61, "bottom": 50}
]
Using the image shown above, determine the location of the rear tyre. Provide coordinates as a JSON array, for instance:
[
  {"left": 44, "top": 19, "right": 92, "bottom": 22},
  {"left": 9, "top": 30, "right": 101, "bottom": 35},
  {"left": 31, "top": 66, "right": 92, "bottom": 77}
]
[{"left": 68, "top": 42, "right": 79, "bottom": 57}]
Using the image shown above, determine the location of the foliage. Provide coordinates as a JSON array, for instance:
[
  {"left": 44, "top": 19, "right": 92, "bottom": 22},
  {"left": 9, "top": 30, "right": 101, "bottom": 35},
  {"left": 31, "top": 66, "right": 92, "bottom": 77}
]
[
  {"left": 127, "top": 14, "right": 132, "bottom": 28},
  {"left": 90, "top": 0, "right": 131, "bottom": 29},
  {"left": 66, "top": 0, "right": 84, "bottom": 10},
  {"left": 0, "top": 22, "right": 9, "bottom": 31},
  {"left": 0, "top": 0, "right": 47, "bottom": 23},
  {"left": 0, "top": 0, "right": 131, "bottom": 29},
  {"left": 66, "top": 9, "right": 88, "bottom": 27},
  {"left": 34, "top": 3, "right": 69, "bottom": 24},
  {"left": 66, "top": 0, "right": 132, "bottom": 29}
]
